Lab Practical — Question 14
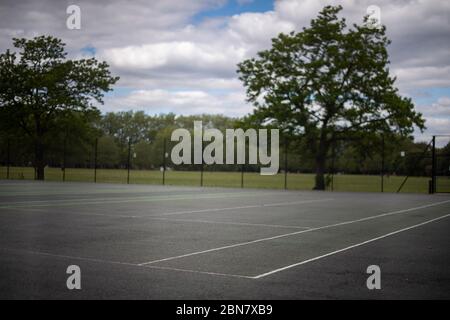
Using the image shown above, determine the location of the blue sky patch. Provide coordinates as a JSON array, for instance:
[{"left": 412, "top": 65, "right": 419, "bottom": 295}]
[
  {"left": 81, "top": 45, "right": 96, "bottom": 56},
  {"left": 411, "top": 87, "right": 450, "bottom": 106},
  {"left": 193, "top": 0, "right": 274, "bottom": 24}
]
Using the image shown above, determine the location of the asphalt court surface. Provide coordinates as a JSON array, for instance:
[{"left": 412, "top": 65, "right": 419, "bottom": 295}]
[{"left": 0, "top": 180, "right": 449, "bottom": 299}]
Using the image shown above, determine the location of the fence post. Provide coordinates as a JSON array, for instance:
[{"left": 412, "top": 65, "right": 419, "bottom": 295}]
[
  {"left": 331, "top": 143, "right": 335, "bottom": 192},
  {"left": 127, "top": 138, "right": 131, "bottom": 184},
  {"left": 200, "top": 136, "right": 204, "bottom": 187},
  {"left": 431, "top": 135, "right": 436, "bottom": 193},
  {"left": 62, "top": 135, "right": 66, "bottom": 182},
  {"left": 200, "top": 160, "right": 204, "bottom": 187},
  {"left": 94, "top": 138, "right": 98, "bottom": 183},
  {"left": 397, "top": 138, "right": 433, "bottom": 193},
  {"left": 241, "top": 164, "right": 244, "bottom": 188},
  {"left": 284, "top": 139, "right": 288, "bottom": 190},
  {"left": 381, "top": 134, "right": 385, "bottom": 192},
  {"left": 6, "top": 139, "right": 10, "bottom": 180},
  {"left": 162, "top": 138, "right": 166, "bottom": 185}
]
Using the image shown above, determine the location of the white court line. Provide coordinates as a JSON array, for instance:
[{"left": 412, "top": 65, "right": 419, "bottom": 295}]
[
  {"left": 0, "top": 191, "right": 273, "bottom": 208},
  {"left": 1, "top": 192, "right": 251, "bottom": 205},
  {"left": 0, "top": 247, "right": 252, "bottom": 279},
  {"left": 3, "top": 206, "right": 135, "bottom": 218},
  {"left": 0, "top": 247, "right": 136, "bottom": 267},
  {"left": 142, "top": 265, "right": 253, "bottom": 279},
  {"left": 145, "top": 216, "right": 311, "bottom": 229},
  {"left": 138, "top": 199, "right": 450, "bottom": 266},
  {"left": 0, "top": 196, "right": 162, "bottom": 205},
  {"left": 2, "top": 207, "right": 49, "bottom": 213},
  {"left": 2, "top": 201, "right": 450, "bottom": 281},
  {"left": 6, "top": 206, "right": 311, "bottom": 230},
  {"left": 2, "top": 198, "right": 331, "bottom": 230},
  {"left": 253, "top": 212, "right": 450, "bottom": 279},
  {"left": 147, "top": 198, "right": 334, "bottom": 217}
]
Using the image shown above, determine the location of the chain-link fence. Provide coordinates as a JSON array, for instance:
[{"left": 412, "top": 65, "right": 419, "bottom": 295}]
[{"left": 1, "top": 133, "right": 449, "bottom": 194}]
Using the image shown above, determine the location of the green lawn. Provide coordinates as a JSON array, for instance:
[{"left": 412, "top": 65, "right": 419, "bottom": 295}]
[{"left": 0, "top": 166, "right": 431, "bottom": 193}]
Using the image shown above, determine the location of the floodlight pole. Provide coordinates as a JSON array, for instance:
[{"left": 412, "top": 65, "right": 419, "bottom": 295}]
[{"left": 431, "top": 135, "right": 436, "bottom": 194}]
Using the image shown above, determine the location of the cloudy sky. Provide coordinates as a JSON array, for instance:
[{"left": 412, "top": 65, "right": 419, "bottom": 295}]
[{"left": 0, "top": 0, "right": 449, "bottom": 142}]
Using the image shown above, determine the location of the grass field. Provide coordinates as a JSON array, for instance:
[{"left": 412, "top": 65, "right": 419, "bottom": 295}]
[{"left": 0, "top": 166, "right": 431, "bottom": 193}]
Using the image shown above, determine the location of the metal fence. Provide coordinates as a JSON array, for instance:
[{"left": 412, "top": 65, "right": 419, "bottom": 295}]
[{"left": 1, "top": 134, "right": 449, "bottom": 194}]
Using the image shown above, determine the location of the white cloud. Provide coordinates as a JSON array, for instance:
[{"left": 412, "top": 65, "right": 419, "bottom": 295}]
[
  {"left": 414, "top": 96, "right": 450, "bottom": 143},
  {"left": 419, "top": 96, "right": 450, "bottom": 117},
  {"left": 227, "top": 11, "right": 295, "bottom": 45},
  {"left": 103, "top": 88, "right": 251, "bottom": 116},
  {"left": 393, "top": 66, "right": 450, "bottom": 92},
  {"left": 0, "top": 0, "right": 449, "bottom": 139},
  {"left": 102, "top": 41, "right": 246, "bottom": 76}
]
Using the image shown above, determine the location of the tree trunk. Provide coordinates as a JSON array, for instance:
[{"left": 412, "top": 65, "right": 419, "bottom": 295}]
[
  {"left": 32, "top": 114, "right": 47, "bottom": 181},
  {"left": 34, "top": 139, "right": 45, "bottom": 180},
  {"left": 314, "top": 152, "right": 326, "bottom": 190},
  {"left": 313, "top": 132, "right": 329, "bottom": 190}
]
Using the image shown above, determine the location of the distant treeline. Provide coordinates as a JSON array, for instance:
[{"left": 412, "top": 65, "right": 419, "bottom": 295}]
[{"left": 0, "top": 110, "right": 448, "bottom": 176}]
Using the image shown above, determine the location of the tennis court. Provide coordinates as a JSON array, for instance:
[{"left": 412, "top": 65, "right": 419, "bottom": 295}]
[{"left": 0, "top": 180, "right": 449, "bottom": 299}]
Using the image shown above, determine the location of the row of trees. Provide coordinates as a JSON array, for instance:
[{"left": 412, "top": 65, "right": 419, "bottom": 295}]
[
  {"left": 1, "top": 6, "right": 447, "bottom": 189},
  {"left": 1, "top": 109, "right": 444, "bottom": 178}
]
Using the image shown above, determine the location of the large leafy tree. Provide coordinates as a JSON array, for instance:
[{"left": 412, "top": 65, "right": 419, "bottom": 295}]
[
  {"left": 237, "top": 6, "right": 425, "bottom": 190},
  {"left": 0, "top": 36, "right": 119, "bottom": 179}
]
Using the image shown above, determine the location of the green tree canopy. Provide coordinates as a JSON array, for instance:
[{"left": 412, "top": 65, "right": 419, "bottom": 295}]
[
  {"left": 237, "top": 5, "right": 425, "bottom": 190},
  {"left": 0, "top": 36, "right": 119, "bottom": 179}
]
